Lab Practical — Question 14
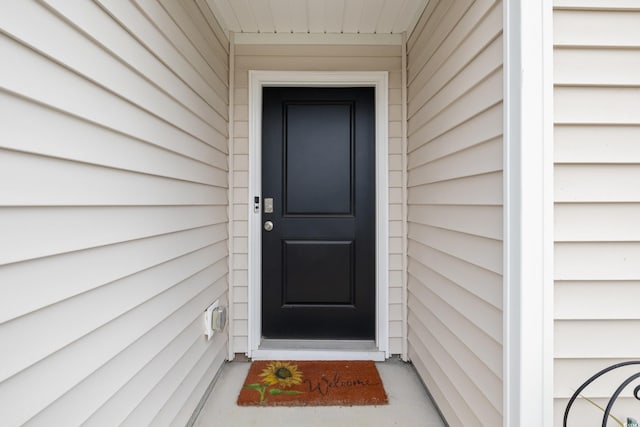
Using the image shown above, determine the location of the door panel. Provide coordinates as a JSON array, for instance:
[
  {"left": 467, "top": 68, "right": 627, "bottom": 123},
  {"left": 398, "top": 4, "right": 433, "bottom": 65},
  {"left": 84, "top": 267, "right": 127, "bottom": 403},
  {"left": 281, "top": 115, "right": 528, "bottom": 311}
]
[
  {"left": 282, "top": 240, "right": 354, "bottom": 305},
  {"left": 261, "top": 87, "right": 375, "bottom": 340},
  {"left": 285, "top": 103, "right": 353, "bottom": 215}
]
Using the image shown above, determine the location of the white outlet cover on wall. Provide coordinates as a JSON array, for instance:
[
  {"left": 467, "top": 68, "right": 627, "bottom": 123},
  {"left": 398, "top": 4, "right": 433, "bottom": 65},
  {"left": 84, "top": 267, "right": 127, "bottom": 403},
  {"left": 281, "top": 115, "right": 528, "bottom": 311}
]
[{"left": 204, "top": 300, "right": 219, "bottom": 340}]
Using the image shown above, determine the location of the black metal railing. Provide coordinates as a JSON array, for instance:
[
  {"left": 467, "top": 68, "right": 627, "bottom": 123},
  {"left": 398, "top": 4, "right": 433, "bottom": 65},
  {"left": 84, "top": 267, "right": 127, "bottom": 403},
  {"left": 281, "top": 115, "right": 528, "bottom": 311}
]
[{"left": 563, "top": 361, "right": 640, "bottom": 427}]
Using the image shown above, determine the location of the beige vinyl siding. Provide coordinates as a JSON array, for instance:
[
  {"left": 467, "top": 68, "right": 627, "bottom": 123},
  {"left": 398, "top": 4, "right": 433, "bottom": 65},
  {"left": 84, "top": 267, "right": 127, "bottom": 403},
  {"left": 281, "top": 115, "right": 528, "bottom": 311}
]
[
  {"left": 554, "top": 2, "right": 640, "bottom": 425},
  {"left": 406, "top": 0, "right": 503, "bottom": 426},
  {"left": 0, "top": 1, "right": 228, "bottom": 425},
  {"left": 230, "top": 43, "right": 403, "bottom": 354}
]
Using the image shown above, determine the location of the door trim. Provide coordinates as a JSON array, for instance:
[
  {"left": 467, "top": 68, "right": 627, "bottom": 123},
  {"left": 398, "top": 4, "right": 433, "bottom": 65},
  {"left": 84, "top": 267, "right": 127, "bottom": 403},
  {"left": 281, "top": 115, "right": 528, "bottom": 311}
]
[{"left": 247, "top": 71, "right": 389, "bottom": 360}]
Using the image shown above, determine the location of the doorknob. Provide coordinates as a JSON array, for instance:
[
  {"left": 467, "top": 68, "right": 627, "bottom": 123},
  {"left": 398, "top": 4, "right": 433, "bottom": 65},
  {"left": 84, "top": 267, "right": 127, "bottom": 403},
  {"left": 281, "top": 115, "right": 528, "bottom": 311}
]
[{"left": 264, "top": 221, "right": 274, "bottom": 232}]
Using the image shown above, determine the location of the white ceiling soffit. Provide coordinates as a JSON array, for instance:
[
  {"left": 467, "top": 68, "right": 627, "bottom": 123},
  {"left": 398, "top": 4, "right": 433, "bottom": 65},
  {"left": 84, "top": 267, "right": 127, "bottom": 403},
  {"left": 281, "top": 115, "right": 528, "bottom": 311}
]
[{"left": 206, "top": 0, "right": 429, "bottom": 38}]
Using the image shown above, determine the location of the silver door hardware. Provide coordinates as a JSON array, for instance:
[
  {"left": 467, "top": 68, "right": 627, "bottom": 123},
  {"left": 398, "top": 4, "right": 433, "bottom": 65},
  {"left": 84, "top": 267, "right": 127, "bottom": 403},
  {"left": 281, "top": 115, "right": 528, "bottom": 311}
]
[
  {"left": 264, "top": 198, "right": 274, "bottom": 213},
  {"left": 264, "top": 221, "right": 274, "bottom": 232}
]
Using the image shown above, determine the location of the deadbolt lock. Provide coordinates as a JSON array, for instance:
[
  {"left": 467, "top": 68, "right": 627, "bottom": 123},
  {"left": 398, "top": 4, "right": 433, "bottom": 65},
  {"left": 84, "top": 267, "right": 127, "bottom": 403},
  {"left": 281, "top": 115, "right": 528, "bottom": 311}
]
[{"left": 264, "top": 198, "right": 274, "bottom": 213}]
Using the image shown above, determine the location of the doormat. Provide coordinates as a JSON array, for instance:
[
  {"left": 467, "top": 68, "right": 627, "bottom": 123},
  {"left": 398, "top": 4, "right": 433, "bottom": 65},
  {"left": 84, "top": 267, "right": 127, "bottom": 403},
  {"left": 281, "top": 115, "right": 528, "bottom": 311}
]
[{"left": 237, "top": 360, "right": 388, "bottom": 407}]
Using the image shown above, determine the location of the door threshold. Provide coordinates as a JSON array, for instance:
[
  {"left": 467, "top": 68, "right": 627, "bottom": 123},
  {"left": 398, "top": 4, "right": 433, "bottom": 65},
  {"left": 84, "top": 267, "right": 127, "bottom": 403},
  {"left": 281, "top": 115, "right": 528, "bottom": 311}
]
[{"left": 252, "top": 339, "right": 386, "bottom": 361}]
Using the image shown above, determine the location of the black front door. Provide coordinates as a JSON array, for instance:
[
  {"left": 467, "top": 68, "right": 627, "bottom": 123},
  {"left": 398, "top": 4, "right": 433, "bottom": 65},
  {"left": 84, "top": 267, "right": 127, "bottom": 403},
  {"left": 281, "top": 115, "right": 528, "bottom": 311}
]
[{"left": 261, "top": 87, "right": 376, "bottom": 340}]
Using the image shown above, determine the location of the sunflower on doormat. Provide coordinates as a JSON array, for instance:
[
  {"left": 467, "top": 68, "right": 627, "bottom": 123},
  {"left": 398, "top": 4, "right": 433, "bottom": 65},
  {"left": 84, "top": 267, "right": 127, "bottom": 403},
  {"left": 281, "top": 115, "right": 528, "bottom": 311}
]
[{"left": 244, "top": 362, "right": 304, "bottom": 403}]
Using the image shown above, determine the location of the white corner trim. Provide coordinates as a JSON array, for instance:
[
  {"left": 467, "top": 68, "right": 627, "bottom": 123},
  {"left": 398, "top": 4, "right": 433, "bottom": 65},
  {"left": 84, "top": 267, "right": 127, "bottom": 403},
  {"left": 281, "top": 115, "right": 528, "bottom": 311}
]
[
  {"left": 400, "top": 32, "right": 409, "bottom": 363},
  {"left": 234, "top": 32, "right": 402, "bottom": 45},
  {"left": 247, "top": 70, "right": 390, "bottom": 359},
  {"left": 226, "top": 31, "right": 236, "bottom": 360},
  {"left": 503, "top": 1, "right": 554, "bottom": 427}
]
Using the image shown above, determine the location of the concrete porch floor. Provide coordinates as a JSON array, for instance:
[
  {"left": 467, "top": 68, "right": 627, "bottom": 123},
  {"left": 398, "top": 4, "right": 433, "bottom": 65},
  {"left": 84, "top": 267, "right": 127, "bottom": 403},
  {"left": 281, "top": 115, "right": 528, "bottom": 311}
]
[{"left": 192, "top": 357, "right": 446, "bottom": 427}]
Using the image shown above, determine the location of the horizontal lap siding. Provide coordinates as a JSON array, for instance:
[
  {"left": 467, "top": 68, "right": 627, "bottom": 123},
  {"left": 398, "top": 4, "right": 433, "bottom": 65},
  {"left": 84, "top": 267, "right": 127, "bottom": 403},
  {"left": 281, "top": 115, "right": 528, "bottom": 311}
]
[
  {"left": 554, "top": 2, "right": 640, "bottom": 425},
  {"left": 0, "top": 1, "right": 228, "bottom": 425},
  {"left": 406, "top": 0, "right": 503, "bottom": 425},
  {"left": 231, "top": 43, "right": 403, "bottom": 354}
]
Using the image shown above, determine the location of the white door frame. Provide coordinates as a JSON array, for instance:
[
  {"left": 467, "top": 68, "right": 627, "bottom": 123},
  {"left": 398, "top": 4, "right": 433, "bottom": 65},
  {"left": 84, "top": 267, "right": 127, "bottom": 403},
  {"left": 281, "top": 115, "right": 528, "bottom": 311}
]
[{"left": 247, "top": 71, "right": 389, "bottom": 361}]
